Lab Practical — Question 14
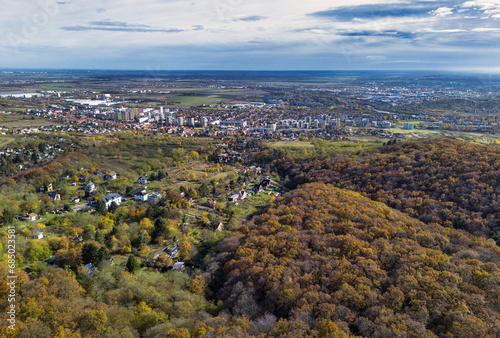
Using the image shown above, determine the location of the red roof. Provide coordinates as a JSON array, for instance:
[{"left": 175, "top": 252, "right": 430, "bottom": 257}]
[{"left": 28, "top": 213, "right": 37, "bottom": 217}]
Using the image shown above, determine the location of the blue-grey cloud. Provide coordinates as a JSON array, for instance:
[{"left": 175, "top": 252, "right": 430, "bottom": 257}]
[
  {"left": 339, "top": 30, "right": 417, "bottom": 39},
  {"left": 192, "top": 25, "right": 204, "bottom": 31},
  {"left": 90, "top": 21, "right": 150, "bottom": 28},
  {"left": 310, "top": 2, "right": 454, "bottom": 21},
  {"left": 235, "top": 15, "right": 266, "bottom": 22},
  {"left": 61, "top": 20, "right": 184, "bottom": 33}
]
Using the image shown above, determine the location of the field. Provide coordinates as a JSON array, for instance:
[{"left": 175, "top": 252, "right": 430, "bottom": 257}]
[
  {"left": 267, "top": 141, "right": 314, "bottom": 148},
  {"left": 0, "top": 135, "right": 14, "bottom": 148},
  {"left": 167, "top": 95, "right": 222, "bottom": 108},
  {"left": 0, "top": 114, "right": 59, "bottom": 128}
]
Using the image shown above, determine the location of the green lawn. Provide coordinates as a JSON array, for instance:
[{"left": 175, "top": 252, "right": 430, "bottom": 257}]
[
  {"left": 167, "top": 95, "right": 222, "bottom": 108},
  {"left": 392, "top": 127, "right": 443, "bottom": 135}
]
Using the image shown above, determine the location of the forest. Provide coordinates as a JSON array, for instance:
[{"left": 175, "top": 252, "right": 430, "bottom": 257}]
[
  {"left": 274, "top": 139, "right": 500, "bottom": 240},
  {"left": 2, "top": 136, "right": 500, "bottom": 337}
]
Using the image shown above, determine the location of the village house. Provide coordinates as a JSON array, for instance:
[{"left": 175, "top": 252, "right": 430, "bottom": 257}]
[
  {"left": 134, "top": 190, "right": 149, "bottom": 202},
  {"left": 49, "top": 192, "right": 61, "bottom": 202},
  {"left": 23, "top": 213, "right": 38, "bottom": 221},
  {"left": 33, "top": 232, "right": 44, "bottom": 240},
  {"left": 104, "top": 171, "right": 117, "bottom": 180},
  {"left": 84, "top": 182, "right": 95, "bottom": 193},
  {"left": 172, "top": 262, "right": 185, "bottom": 271},
  {"left": 40, "top": 183, "right": 53, "bottom": 193},
  {"left": 164, "top": 244, "right": 180, "bottom": 258},
  {"left": 137, "top": 175, "right": 148, "bottom": 185},
  {"left": 148, "top": 192, "right": 162, "bottom": 204},
  {"left": 103, "top": 193, "right": 122, "bottom": 209},
  {"left": 229, "top": 190, "right": 247, "bottom": 202}
]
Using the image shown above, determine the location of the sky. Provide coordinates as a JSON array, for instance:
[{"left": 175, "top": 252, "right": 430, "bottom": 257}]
[{"left": 1, "top": 0, "right": 500, "bottom": 71}]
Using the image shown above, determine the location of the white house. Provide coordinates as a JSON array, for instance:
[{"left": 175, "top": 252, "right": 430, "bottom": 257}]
[
  {"left": 148, "top": 192, "right": 162, "bottom": 204},
  {"left": 229, "top": 190, "right": 247, "bottom": 202},
  {"left": 84, "top": 182, "right": 95, "bottom": 193},
  {"left": 103, "top": 193, "right": 122, "bottom": 209},
  {"left": 23, "top": 213, "right": 38, "bottom": 221},
  {"left": 134, "top": 191, "right": 149, "bottom": 202},
  {"left": 105, "top": 171, "right": 117, "bottom": 180}
]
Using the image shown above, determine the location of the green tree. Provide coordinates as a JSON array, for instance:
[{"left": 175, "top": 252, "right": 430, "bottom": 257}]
[
  {"left": 153, "top": 218, "right": 168, "bottom": 241},
  {"left": 94, "top": 231, "right": 105, "bottom": 244},
  {"left": 126, "top": 254, "right": 140, "bottom": 274},
  {"left": 81, "top": 242, "right": 100, "bottom": 265},
  {"left": 96, "top": 199, "right": 106, "bottom": 215},
  {"left": 82, "top": 225, "right": 96, "bottom": 241}
]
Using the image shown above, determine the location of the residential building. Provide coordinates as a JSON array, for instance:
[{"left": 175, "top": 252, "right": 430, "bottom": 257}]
[
  {"left": 103, "top": 193, "right": 122, "bottom": 209},
  {"left": 137, "top": 175, "right": 148, "bottom": 185}
]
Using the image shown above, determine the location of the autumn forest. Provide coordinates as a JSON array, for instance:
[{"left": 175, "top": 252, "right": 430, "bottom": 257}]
[{"left": 2, "top": 135, "right": 500, "bottom": 337}]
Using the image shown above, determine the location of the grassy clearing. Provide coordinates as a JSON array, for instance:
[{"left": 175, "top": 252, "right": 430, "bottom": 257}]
[
  {"left": 167, "top": 95, "right": 222, "bottom": 108},
  {"left": 232, "top": 191, "right": 271, "bottom": 220},
  {"left": 0, "top": 135, "right": 14, "bottom": 148},
  {"left": 0, "top": 116, "right": 59, "bottom": 128},
  {"left": 392, "top": 127, "right": 443, "bottom": 135},
  {"left": 267, "top": 141, "right": 314, "bottom": 148}
]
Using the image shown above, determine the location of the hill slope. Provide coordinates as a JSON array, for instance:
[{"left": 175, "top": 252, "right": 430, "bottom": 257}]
[{"left": 208, "top": 182, "right": 500, "bottom": 337}]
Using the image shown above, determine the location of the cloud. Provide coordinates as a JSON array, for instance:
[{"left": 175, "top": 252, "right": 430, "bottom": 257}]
[
  {"left": 192, "top": 25, "right": 204, "bottom": 31},
  {"left": 430, "top": 7, "right": 454, "bottom": 17},
  {"left": 90, "top": 21, "right": 150, "bottom": 28},
  {"left": 60, "top": 20, "right": 184, "bottom": 33},
  {"left": 339, "top": 30, "right": 417, "bottom": 39},
  {"left": 234, "top": 15, "right": 266, "bottom": 22},
  {"left": 461, "top": 0, "right": 500, "bottom": 20},
  {"left": 310, "top": 2, "right": 449, "bottom": 21}
]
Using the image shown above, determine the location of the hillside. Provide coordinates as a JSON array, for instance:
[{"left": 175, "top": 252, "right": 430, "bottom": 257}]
[
  {"left": 276, "top": 138, "right": 500, "bottom": 238},
  {"left": 208, "top": 182, "right": 500, "bottom": 337}
]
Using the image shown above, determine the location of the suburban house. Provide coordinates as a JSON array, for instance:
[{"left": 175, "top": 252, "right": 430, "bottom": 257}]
[
  {"left": 260, "top": 176, "right": 271, "bottom": 189},
  {"left": 103, "top": 193, "right": 122, "bottom": 209},
  {"left": 49, "top": 192, "right": 61, "bottom": 201},
  {"left": 148, "top": 192, "right": 162, "bottom": 204},
  {"left": 134, "top": 190, "right": 149, "bottom": 202},
  {"left": 137, "top": 175, "right": 148, "bottom": 185},
  {"left": 173, "top": 262, "right": 185, "bottom": 271},
  {"left": 72, "top": 198, "right": 80, "bottom": 203},
  {"left": 104, "top": 171, "right": 117, "bottom": 180},
  {"left": 229, "top": 190, "right": 247, "bottom": 202},
  {"left": 40, "top": 183, "right": 53, "bottom": 193},
  {"left": 164, "top": 244, "right": 180, "bottom": 258},
  {"left": 33, "top": 232, "right": 44, "bottom": 240},
  {"left": 84, "top": 182, "right": 95, "bottom": 193},
  {"left": 71, "top": 235, "right": 83, "bottom": 244},
  {"left": 23, "top": 213, "right": 38, "bottom": 221},
  {"left": 83, "top": 263, "right": 95, "bottom": 276}
]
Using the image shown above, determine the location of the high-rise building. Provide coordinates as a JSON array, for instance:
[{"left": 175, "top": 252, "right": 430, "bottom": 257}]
[{"left": 201, "top": 117, "right": 208, "bottom": 127}]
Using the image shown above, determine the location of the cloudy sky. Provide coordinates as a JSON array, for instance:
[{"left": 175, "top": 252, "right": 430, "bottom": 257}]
[{"left": 1, "top": 0, "right": 500, "bottom": 71}]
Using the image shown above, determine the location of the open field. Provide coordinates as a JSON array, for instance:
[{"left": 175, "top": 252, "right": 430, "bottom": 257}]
[
  {"left": 0, "top": 115, "right": 59, "bottom": 128},
  {"left": 167, "top": 95, "right": 223, "bottom": 108},
  {"left": 0, "top": 135, "right": 14, "bottom": 148},
  {"left": 267, "top": 141, "right": 314, "bottom": 148},
  {"left": 391, "top": 127, "right": 444, "bottom": 135}
]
